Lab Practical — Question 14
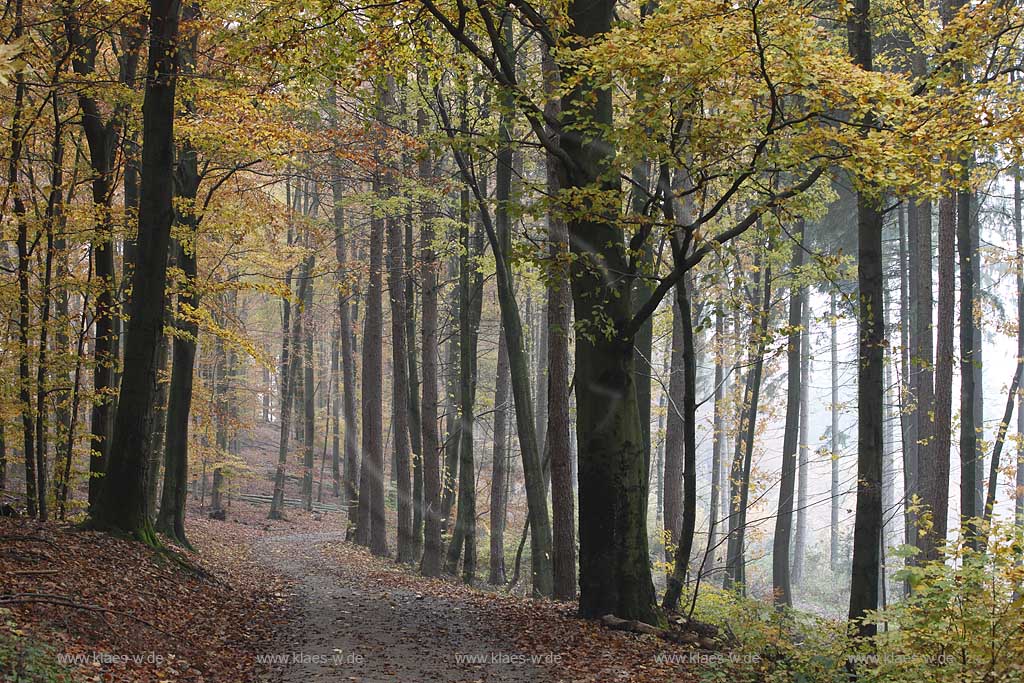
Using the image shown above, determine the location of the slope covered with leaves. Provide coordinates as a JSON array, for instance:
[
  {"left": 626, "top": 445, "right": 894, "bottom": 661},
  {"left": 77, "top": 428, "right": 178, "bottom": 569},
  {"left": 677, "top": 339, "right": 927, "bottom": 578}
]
[{"left": 0, "top": 516, "right": 292, "bottom": 682}]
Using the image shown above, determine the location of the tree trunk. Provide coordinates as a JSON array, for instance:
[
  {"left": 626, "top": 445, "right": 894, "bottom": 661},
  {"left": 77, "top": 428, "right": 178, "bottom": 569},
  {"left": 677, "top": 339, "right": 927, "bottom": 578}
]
[
  {"left": 211, "top": 333, "right": 228, "bottom": 514},
  {"left": 444, "top": 214, "right": 481, "bottom": 583},
  {"left": 489, "top": 326, "right": 511, "bottom": 585},
  {"left": 405, "top": 210, "right": 424, "bottom": 558},
  {"left": 33, "top": 223, "right": 54, "bottom": 522},
  {"left": 355, "top": 168, "right": 387, "bottom": 555},
  {"left": 772, "top": 221, "right": 805, "bottom": 608},
  {"left": 440, "top": 252, "right": 461, "bottom": 532},
  {"left": 958, "top": 179, "right": 978, "bottom": 538},
  {"left": 561, "top": 0, "right": 655, "bottom": 621},
  {"left": 534, "top": 296, "right": 549, "bottom": 459},
  {"left": 155, "top": 20, "right": 199, "bottom": 540},
  {"left": 925, "top": 192, "right": 955, "bottom": 562},
  {"left": 847, "top": 2, "right": 884, "bottom": 637},
  {"left": 830, "top": 291, "right": 840, "bottom": 572},
  {"left": 91, "top": 0, "right": 182, "bottom": 541},
  {"left": 301, "top": 255, "right": 316, "bottom": 512},
  {"left": 663, "top": 298, "right": 685, "bottom": 574},
  {"left": 388, "top": 208, "right": 415, "bottom": 563},
  {"left": 547, "top": 164, "right": 576, "bottom": 602},
  {"left": 146, "top": 329, "right": 170, "bottom": 522},
  {"left": 8, "top": 0, "right": 34, "bottom": 517},
  {"left": 724, "top": 252, "right": 770, "bottom": 593},
  {"left": 330, "top": 328, "right": 341, "bottom": 498},
  {"left": 662, "top": 279, "right": 698, "bottom": 611},
  {"left": 329, "top": 173, "right": 360, "bottom": 531},
  {"left": 1016, "top": 167, "right": 1024, "bottom": 530},
  {"left": 419, "top": 213, "right": 443, "bottom": 575},
  {"left": 270, "top": 199, "right": 302, "bottom": 520},
  {"left": 793, "top": 299, "right": 811, "bottom": 586},
  {"left": 0, "top": 423, "right": 5, "bottom": 493}
]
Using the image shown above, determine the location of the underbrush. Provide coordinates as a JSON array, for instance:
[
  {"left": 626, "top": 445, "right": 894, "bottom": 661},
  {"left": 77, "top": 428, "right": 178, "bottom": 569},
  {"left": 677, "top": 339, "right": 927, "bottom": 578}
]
[
  {"left": 677, "top": 522, "right": 1024, "bottom": 683},
  {"left": 0, "top": 617, "right": 74, "bottom": 683}
]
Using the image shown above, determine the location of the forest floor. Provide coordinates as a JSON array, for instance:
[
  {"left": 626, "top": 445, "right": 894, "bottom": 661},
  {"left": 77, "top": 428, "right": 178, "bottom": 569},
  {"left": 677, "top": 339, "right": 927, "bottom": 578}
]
[
  {"left": 260, "top": 527, "right": 700, "bottom": 683},
  {"left": 1, "top": 501, "right": 701, "bottom": 682}
]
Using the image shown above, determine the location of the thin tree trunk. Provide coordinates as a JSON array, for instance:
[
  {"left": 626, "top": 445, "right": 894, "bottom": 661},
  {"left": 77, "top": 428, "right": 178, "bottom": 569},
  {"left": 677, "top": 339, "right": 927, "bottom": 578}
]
[
  {"left": 847, "top": 3, "right": 884, "bottom": 636},
  {"left": 1015, "top": 167, "right": 1024, "bottom": 531},
  {"left": 830, "top": 291, "right": 841, "bottom": 572},
  {"left": 9, "top": 0, "right": 35, "bottom": 517},
  {"left": 330, "top": 328, "right": 341, "bottom": 497},
  {"left": 355, "top": 163, "right": 387, "bottom": 556},
  {"left": 388, "top": 206, "right": 415, "bottom": 562},
  {"left": 925, "top": 192, "right": 955, "bottom": 562},
  {"left": 724, "top": 252, "right": 770, "bottom": 593},
  {"left": 981, "top": 367, "right": 1021, "bottom": 538},
  {"left": 270, "top": 197, "right": 301, "bottom": 520},
  {"left": 959, "top": 179, "right": 978, "bottom": 537},
  {"left": 301, "top": 255, "right": 316, "bottom": 512},
  {"left": 419, "top": 140, "right": 443, "bottom": 574},
  {"left": 489, "top": 325, "right": 510, "bottom": 585},
  {"left": 547, "top": 173, "right": 575, "bottom": 602},
  {"left": 440, "top": 251, "right": 461, "bottom": 531},
  {"left": 772, "top": 220, "right": 805, "bottom": 608},
  {"left": 405, "top": 209, "right": 424, "bottom": 558},
  {"left": 793, "top": 299, "right": 811, "bottom": 586},
  {"left": 534, "top": 296, "right": 549, "bottom": 458},
  {"left": 972, "top": 192, "right": 984, "bottom": 519},
  {"left": 444, "top": 214, "right": 481, "bottom": 583},
  {"left": 146, "top": 329, "right": 170, "bottom": 521},
  {"left": 662, "top": 278, "right": 698, "bottom": 611},
  {"left": 329, "top": 172, "right": 360, "bottom": 531},
  {"left": 210, "top": 332, "right": 227, "bottom": 514},
  {"left": 434, "top": 65, "right": 554, "bottom": 596},
  {"left": 34, "top": 223, "right": 54, "bottom": 522},
  {"left": 663, "top": 298, "right": 685, "bottom": 573},
  {"left": 0, "top": 423, "right": 5, "bottom": 494}
]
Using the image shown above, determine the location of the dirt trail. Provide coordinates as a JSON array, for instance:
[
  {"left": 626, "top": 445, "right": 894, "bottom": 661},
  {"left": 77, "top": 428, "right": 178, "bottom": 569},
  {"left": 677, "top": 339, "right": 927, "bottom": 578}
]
[{"left": 259, "top": 532, "right": 554, "bottom": 683}]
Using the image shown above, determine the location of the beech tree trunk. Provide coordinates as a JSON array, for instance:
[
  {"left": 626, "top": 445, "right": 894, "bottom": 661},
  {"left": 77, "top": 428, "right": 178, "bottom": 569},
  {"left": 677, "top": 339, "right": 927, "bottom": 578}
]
[
  {"left": 663, "top": 298, "right": 685, "bottom": 574},
  {"left": 847, "top": 2, "right": 884, "bottom": 636},
  {"left": 793, "top": 300, "right": 811, "bottom": 586},
  {"left": 355, "top": 175, "right": 387, "bottom": 556},
  {"left": 388, "top": 208, "right": 415, "bottom": 563},
  {"left": 329, "top": 173, "right": 360, "bottom": 531},
  {"left": 405, "top": 210, "right": 424, "bottom": 558},
  {"left": 772, "top": 221, "right": 804, "bottom": 608},
  {"left": 444, "top": 216, "right": 482, "bottom": 583},
  {"left": 330, "top": 329, "right": 341, "bottom": 498},
  {"left": 925, "top": 193, "right": 955, "bottom": 562},
  {"left": 489, "top": 326, "right": 511, "bottom": 585},
  {"left": 1016, "top": 168, "right": 1024, "bottom": 530},
  {"left": 830, "top": 291, "right": 840, "bottom": 572},
  {"left": 562, "top": 0, "right": 656, "bottom": 621},
  {"left": 419, "top": 175, "right": 443, "bottom": 575},
  {"left": 269, "top": 186, "right": 301, "bottom": 521},
  {"left": 724, "top": 253, "right": 770, "bottom": 593},
  {"left": 301, "top": 255, "right": 316, "bottom": 512},
  {"left": 547, "top": 166, "right": 575, "bottom": 601},
  {"left": 155, "top": 3, "right": 199, "bottom": 547},
  {"left": 434, "top": 63, "right": 555, "bottom": 595},
  {"left": 959, "top": 180, "right": 978, "bottom": 537},
  {"left": 90, "top": 0, "right": 182, "bottom": 541},
  {"left": 662, "top": 279, "right": 698, "bottom": 611}
]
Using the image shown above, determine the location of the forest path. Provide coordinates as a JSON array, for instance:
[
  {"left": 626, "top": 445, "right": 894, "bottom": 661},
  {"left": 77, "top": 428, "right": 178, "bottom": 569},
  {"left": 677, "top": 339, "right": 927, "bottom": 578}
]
[{"left": 258, "top": 531, "right": 554, "bottom": 683}]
